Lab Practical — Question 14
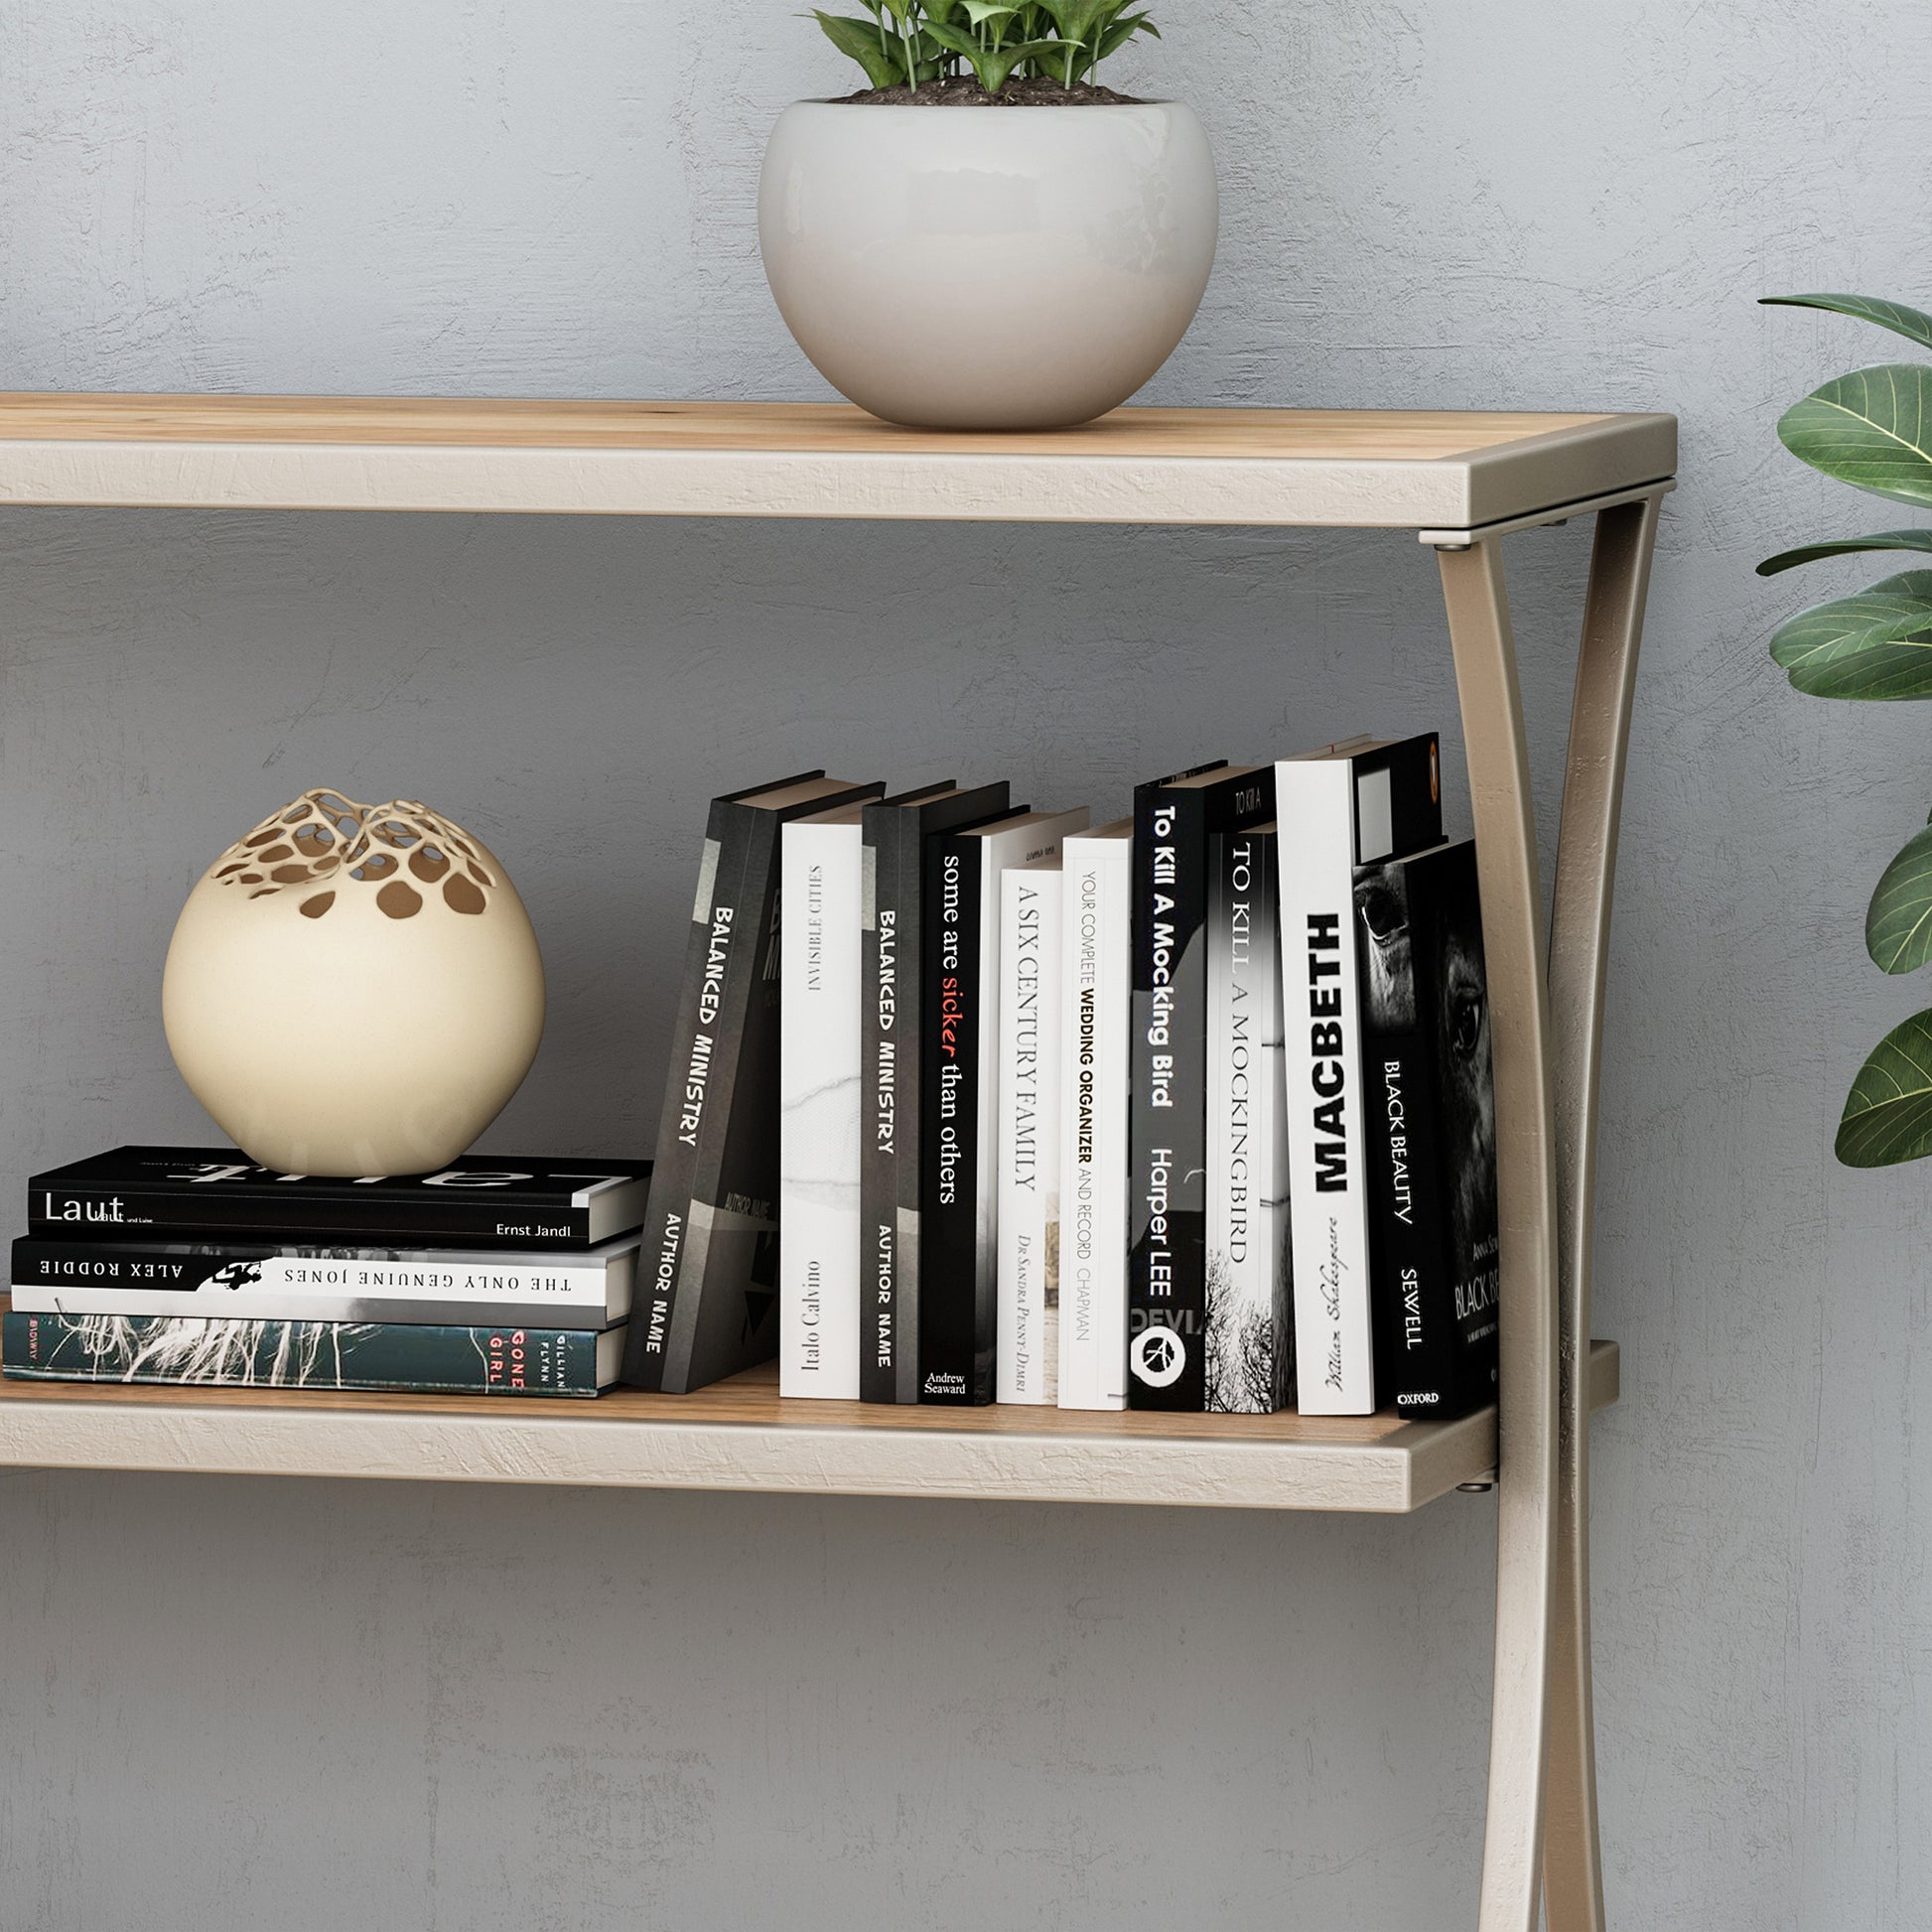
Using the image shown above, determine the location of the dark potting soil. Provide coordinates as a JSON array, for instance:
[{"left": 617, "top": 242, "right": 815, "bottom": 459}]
[{"left": 833, "top": 76, "right": 1145, "bottom": 106}]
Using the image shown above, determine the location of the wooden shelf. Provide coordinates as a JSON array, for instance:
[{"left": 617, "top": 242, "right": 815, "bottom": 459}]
[
  {"left": 0, "top": 393, "right": 1676, "bottom": 533},
  {"left": 0, "top": 1338, "right": 1617, "bottom": 1513},
  {"left": 0, "top": 383, "right": 1675, "bottom": 1924}
]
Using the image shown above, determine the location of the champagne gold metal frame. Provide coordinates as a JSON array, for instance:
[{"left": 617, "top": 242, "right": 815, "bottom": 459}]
[{"left": 0, "top": 396, "right": 1673, "bottom": 1930}]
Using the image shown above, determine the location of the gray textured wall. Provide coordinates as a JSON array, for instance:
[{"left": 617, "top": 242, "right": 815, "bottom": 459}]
[{"left": 4, "top": 3, "right": 1929, "bottom": 1927}]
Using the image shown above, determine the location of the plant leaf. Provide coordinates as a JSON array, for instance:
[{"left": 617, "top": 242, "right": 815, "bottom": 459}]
[
  {"left": 958, "top": 0, "right": 1018, "bottom": 22},
  {"left": 1757, "top": 529, "right": 1932, "bottom": 577},
  {"left": 1761, "top": 293, "right": 1932, "bottom": 353},
  {"left": 1034, "top": 0, "right": 1121, "bottom": 47},
  {"left": 1778, "top": 365, "right": 1932, "bottom": 509},
  {"left": 1769, "top": 569, "right": 1932, "bottom": 699},
  {"left": 814, "top": 10, "right": 902, "bottom": 85},
  {"left": 1866, "top": 822, "right": 1932, "bottom": 973},
  {"left": 922, "top": 19, "right": 1060, "bottom": 87},
  {"left": 1837, "top": 1008, "right": 1932, "bottom": 1166},
  {"left": 918, "top": 19, "right": 975, "bottom": 48},
  {"left": 1095, "top": 8, "right": 1154, "bottom": 56}
]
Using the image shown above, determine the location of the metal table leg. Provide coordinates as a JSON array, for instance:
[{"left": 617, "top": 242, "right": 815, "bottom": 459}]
[
  {"left": 1437, "top": 538, "right": 1562, "bottom": 1932},
  {"left": 1437, "top": 492, "right": 1664, "bottom": 1931},
  {"left": 1542, "top": 495, "right": 1663, "bottom": 1932}
]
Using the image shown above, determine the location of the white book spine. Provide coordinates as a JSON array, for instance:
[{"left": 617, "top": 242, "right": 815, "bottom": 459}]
[
  {"left": 1206, "top": 831, "right": 1292, "bottom": 1413},
  {"left": 998, "top": 865, "right": 1062, "bottom": 1404},
  {"left": 1057, "top": 832, "right": 1131, "bottom": 1411},
  {"left": 7, "top": 1248, "right": 629, "bottom": 1323},
  {"left": 779, "top": 818, "right": 864, "bottom": 1398},
  {"left": 1276, "top": 760, "right": 1375, "bottom": 1413}
]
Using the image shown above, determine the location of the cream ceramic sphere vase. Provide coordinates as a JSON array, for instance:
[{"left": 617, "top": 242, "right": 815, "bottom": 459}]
[
  {"left": 759, "top": 101, "right": 1217, "bottom": 430},
  {"left": 163, "top": 790, "right": 545, "bottom": 1176}
]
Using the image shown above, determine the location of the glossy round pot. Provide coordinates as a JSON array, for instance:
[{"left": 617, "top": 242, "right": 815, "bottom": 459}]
[{"left": 759, "top": 100, "right": 1217, "bottom": 430}]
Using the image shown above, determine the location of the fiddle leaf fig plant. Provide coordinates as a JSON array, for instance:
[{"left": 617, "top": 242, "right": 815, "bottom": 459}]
[
  {"left": 810, "top": 0, "right": 1158, "bottom": 97},
  {"left": 1763, "top": 293, "right": 1932, "bottom": 1165}
]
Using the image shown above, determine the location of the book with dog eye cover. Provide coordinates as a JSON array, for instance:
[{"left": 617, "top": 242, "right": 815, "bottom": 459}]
[{"left": 1355, "top": 839, "right": 1498, "bottom": 1421}]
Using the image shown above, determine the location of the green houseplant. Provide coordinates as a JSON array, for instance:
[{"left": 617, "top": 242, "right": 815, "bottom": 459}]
[
  {"left": 1763, "top": 293, "right": 1932, "bottom": 1166},
  {"left": 810, "top": 0, "right": 1159, "bottom": 98},
  {"left": 758, "top": 0, "right": 1216, "bottom": 429}
]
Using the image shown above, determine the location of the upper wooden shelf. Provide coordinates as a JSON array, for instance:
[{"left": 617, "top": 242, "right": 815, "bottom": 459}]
[
  {"left": 0, "top": 394, "right": 1676, "bottom": 533},
  {"left": 0, "top": 1338, "right": 1618, "bottom": 1513}
]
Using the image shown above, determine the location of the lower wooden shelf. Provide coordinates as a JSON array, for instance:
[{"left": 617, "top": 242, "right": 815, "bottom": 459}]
[{"left": 0, "top": 1338, "right": 1618, "bottom": 1513}]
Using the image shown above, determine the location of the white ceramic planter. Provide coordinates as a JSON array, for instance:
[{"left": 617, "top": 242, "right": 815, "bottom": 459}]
[
  {"left": 163, "top": 789, "right": 545, "bottom": 1176},
  {"left": 759, "top": 101, "right": 1217, "bottom": 431}
]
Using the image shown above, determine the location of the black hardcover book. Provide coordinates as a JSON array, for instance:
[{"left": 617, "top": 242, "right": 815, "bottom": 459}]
[
  {"left": 1127, "top": 761, "right": 1276, "bottom": 1412},
  {"left": 27, "top": 1148, "right": 651, "bottom": 1250},
  {"left": 623, "top": 771, "right": 885, "bottom": 1395},
  {"left": 1355, "top": 840, "right": 1499, "bottom": 1419},
  {"left": 4, "top": 1310, "right": 624, "bottom": 1397},
  {"left": 859, "top": 778, "right": 1011, "bottom": 1404},
  {"left": 920, "top": 825, "right": 993, "bottom": 1404}
]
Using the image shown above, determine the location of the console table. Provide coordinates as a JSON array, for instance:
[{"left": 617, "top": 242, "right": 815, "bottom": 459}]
[{"left": 0, "top": 393, "right": 1675, "bottom": 1932}]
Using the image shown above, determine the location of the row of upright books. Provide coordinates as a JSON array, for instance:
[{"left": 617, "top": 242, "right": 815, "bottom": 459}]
[
  {"left": 7, "top": 1156, "right": 652, "bottom": 1394},
  {"left": 626, "top": 736, "right": 1500, "bottom": 1420}
]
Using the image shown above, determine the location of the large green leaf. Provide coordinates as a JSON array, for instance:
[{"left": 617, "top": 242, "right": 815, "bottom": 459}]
[
  {"left": 814, "top": 10, "right": 901, "bottom": 85},
  {"left": 1769, "top": 568, "right": 1932, "bottom": 698},
  {"left": 1761, "top": 293, "right": 1932, "bottom": 353},
  {"left": 921, "top": 19, "right": 1059, "bottom": 86},
  {"left": 1095, "top": 7, "right": 1156, "bottom": 56},
  {"left": 1035, "top": 0, "right": 1121, "bottom": 40},
  {"left": 1758, "top": 529, "right": 1932, "bottom": 577},
  {"left": 1035, "top": 0, "right": 1126, "bottom": 74},
  {"left": 1837, "top": 1008, "right": 1932, "bottom": 1166},
  {"left": 1867, "top": 821, "right": 1932, "bottom": 972},
  {"left": 1779, "top": 365, "right": 1932, "bottom": 509}
]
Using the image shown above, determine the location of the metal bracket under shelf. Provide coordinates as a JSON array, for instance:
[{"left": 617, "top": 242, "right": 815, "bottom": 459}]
[{"left": 1420, "top": 478, "right": 1677, "bottom": 550}]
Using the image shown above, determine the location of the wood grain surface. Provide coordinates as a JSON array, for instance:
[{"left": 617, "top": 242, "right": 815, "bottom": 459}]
[
  {"left": 0, "top": 393, "right": 1612, "bottom": 462},
  {"left": 0, "top": 1342, "right": 1618, "bottom": 1513}
]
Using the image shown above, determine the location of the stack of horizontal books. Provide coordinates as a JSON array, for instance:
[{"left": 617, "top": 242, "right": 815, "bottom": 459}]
[{"left": 6, "top": 1152, "right": 651, "bottom": 1397}]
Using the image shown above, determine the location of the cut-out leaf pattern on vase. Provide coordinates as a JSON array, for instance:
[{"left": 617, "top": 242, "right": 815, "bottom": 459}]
[{"left": 164, "top": 787, "right": 544, "bottom": 1176}]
